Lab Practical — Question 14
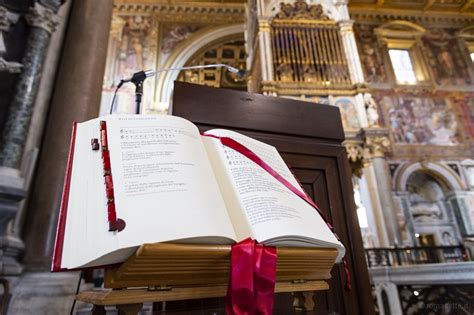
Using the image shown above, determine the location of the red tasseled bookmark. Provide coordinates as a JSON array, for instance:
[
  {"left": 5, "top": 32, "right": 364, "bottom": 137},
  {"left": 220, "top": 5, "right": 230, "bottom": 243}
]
[{"left": 226, "top": 238, "right": 277, "bottom": 315}]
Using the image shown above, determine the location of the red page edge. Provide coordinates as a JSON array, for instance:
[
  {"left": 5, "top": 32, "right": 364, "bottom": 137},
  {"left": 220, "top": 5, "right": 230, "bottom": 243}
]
[{"left": 51, "top": 122, "right": 78, "bottom": 272}]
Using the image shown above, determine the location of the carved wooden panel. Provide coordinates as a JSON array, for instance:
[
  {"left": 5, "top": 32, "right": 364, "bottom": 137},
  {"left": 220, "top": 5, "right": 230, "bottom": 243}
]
[
  {"left": 173, "top": 82, "right": 374, "bottom": 315},
  {"left": 171, "top": 82, "right": 375, "bottom": 315}
]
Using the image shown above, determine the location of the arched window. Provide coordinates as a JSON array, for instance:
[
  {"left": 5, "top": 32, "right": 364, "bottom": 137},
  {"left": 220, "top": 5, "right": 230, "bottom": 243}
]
[
  {"left": 177, "top": 37, "right": 247, "bottom": 90},
  {"left": 375, "top": 21, "right": 429, "bottom": 85}
]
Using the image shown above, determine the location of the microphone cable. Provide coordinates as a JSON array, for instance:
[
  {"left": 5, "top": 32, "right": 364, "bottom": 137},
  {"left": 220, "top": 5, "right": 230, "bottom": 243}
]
[
  {"left": 109, "top": 80, "right": 125, "bottom": 115},
  {"left": 108, "top": 64, "right": 246, "bottom": 115}
]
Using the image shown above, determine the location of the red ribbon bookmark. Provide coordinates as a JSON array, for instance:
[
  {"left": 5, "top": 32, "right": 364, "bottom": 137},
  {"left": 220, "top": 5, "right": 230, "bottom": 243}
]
[
  {"left": 226, "top": 238, "right": 277, "bottom": 315},
  {"left": 202, "top": 133, "right": 352, "bottom": 293}
]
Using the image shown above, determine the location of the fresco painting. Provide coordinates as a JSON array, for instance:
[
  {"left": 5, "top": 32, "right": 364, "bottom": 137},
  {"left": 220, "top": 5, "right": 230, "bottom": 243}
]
[
  {"left": 334, "top": 97, "right": 361, "bottom": 130},
  {"left": 159, "top": 24, "right": 200, "bottom": 65},
  {"left": 116, "top": 15, "right": 152, "bottom": 80},
  {"left": 385, "top": 97, "right": 460, "bottom": 145},
  {"left": 354, "top": 24, "right": 387, "bottom": 84},
  {"left": 423, "top": 29, "right": 471, "bottom": 86}
]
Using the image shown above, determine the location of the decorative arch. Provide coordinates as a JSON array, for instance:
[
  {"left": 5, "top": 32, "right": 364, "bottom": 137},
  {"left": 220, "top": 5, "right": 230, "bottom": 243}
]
[
  {"left": 457, "top": 25, "right": 474, "bottom": 39},
  {"left": 265, "top": 0, "right": 348, "bottom": 22},
  {"left": 375, "top": 21, "right": 426, "bottom": 38},
  {"left": 156, "top": 24, "right": 244, "bottom": 103},
  {"left": 394, "top": 162, "right": 465, "bottom": 192},
  {"left": 378, "top": 21, "right": 426, "bottom": 33}
]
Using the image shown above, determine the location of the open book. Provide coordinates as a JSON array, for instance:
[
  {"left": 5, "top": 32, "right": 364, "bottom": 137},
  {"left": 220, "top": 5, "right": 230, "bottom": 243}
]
[{"left": 52, "top": 114, "right": 345, "bottom": 271}]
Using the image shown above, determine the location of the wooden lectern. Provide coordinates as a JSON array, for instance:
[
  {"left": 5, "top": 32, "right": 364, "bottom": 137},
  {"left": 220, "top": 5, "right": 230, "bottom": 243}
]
[
  {"left": 76, "top": 82, "right": 374, "bottom": 315},
  {"left": 78, "top": 244, "right": 338, "bottom": 314}
]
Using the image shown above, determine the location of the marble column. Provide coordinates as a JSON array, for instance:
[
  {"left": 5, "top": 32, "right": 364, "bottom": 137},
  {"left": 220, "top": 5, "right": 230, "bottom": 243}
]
[
  {"left": 0, "top": 3, "right": 59, "bottom": 276},
  {"left": 3, "top": 1, "right": 73, "bottom": 279},
  {"left": 23, "top": 0, "right": 114, "bottom": 269},
  {"left": 338, "top": 20, "right": 365, "bottom": 85},
  {"left": 365, "top": 128, "right": 402, "bottom": 246},
  {"left": 361, "top": 162, "right": 390, "bottom": 247},
  {"left": 0, "top": 3, "right": 59, "bottom": 169},
  {"left": 258, "top": 19, "right": 273, "bottom": 82}
]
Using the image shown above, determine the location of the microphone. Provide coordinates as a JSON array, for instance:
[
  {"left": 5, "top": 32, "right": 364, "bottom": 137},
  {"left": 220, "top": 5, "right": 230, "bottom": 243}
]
[
  {"left": 119, "top": 70, "right": 155, "bottom": 87},
  {"left": 110, "top": 64, "right": 247, "bottom": 114}
]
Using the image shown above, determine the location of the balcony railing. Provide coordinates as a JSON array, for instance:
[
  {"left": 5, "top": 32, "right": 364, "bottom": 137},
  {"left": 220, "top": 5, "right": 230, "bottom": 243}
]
[{"left": 365, "top": 246, "right": 471, "bottom": 268}]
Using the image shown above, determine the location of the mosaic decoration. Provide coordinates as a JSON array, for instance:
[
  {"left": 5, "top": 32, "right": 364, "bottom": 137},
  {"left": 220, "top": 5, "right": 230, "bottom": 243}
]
[
  {"left": 422, "top": 29, "right": 471, "bottom": 86},
  {"left": 383, "top": 96, "right": 460, "bottom": 145}
]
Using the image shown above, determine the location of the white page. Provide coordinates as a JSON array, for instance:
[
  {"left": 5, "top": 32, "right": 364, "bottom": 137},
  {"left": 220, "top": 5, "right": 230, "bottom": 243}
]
[
  {"left": 61, "top": 120, "right": 122, "bottom": 269},
  {"left": 202, "top": 129, "right": 343, "bottom": 253},
  {"left": 202, "top": 137, "right": 254, "bottom": 241},
  {"left": 105, "top": 115, "right": 236, "bottom": 251}
]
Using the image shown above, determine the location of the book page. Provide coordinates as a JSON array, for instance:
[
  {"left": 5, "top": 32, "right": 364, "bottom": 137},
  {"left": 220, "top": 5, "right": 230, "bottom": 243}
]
[
  {"left": 61, "top": 119, "right": 121, "bottom": 269},
  {"left": 202, "top": 129, "right": 342, "bottom": 252},
  {"left": 104, "top": 115, "right": 236, "bottom": 251}
]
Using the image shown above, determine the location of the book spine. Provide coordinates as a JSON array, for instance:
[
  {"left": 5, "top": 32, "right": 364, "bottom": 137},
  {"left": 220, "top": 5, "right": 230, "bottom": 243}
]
[
  {"left": 100, "top": 121, "right": 126, "bottom": 232},
  {"left": 51, "top": 122, "right": 78, "bottom": 272}
]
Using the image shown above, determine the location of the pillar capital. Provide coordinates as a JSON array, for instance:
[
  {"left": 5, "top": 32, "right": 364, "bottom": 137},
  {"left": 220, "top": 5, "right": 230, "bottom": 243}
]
[
  {"left": 258, "top": 19, "right": 271, "bottom": 32},
  {"left": 344, "top": 130, "right": 366, "bottom": 177},
  {"left": 338, "top": 20, "right": 354, "bottom": 33},
  {"left": 364, "top": 128, "right": 392, "bottom": 158},
  {"left": 26, "top": 3, "right": 59, "bottom": 34}
]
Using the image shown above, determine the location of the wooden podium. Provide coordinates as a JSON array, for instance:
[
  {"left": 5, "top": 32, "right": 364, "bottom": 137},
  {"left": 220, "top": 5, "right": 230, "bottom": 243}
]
[
  {"left": 76, "top": 82, "right": 374, "bottom": 314},
  {"left": 77, "top": 244, "right": 338, "bottom": 314}
]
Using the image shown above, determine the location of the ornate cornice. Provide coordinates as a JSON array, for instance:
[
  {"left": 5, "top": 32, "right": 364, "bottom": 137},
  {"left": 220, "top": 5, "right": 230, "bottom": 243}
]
[
  {"left": 338, "top": 20, "right": 355, "bottom": 33},
  {"left": 113, "top": 3, "right": 245, "bottom": 24},
  {"left": 261, "top": 81, "right": 365, "bottom": 96},
  {"left": 350, "top": 9, "right": 474, "bottom": 28},
  {"left": 258, "top": 20, "right": 271, "bottom": 32},
  {"left": 274, "top": 1, "right": 330, "bottom": 21},
  {"left": 25, "top": 3, "right": 59, "bottom": 34}
]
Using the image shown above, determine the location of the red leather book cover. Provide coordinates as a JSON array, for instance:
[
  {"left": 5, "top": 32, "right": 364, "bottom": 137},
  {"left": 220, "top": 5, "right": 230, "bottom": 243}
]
[{"left": 51, "top": 122, "right": 77, "bottom": 272}]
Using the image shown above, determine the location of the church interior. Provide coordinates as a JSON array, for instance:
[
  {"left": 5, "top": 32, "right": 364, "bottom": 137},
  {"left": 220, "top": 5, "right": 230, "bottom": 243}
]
[{"left": 0, "top": 0, "right": 474, "bottom": 314}]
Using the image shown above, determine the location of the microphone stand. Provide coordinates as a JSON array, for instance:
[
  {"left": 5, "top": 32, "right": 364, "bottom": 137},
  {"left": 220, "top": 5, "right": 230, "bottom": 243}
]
[
  {"left": 134, "top": 80, "right": 144, "bottom": 114},
  {"left": 128, "top": 70, "right": 150, "bottom": 114},
  {"left": 110, "top": 65, "right": 246, "bottom": 115}
]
